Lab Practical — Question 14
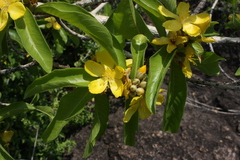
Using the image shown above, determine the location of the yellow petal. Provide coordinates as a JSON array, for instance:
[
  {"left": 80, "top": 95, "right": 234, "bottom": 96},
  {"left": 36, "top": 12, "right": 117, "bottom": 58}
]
[
  {"left": 182, "top": 60, "right": 192, "bottom": 78},
  {"left": 1, "top": 130, "right": 14, "bottom": 143},
  {"left": 114, "top": 66, "right": 124, "bottom": 79},
  {"left": 167, "top": 43, "right": 176, "bottom": 53},
  {"left": 46, "top": 23, "right": 53, "bottom": 28},
  {"left": 96, "top": 50, "right": 115, "bottom": 68},
  {"left": 109, "top": 79, "right": 123, "bottom": 98},
  {"left": 88, "top": 78, "right": 107, "bottom": 94},
  {"left": 163, "top": 20, "right": 182, "bottom": 31},
  {"left": 8, "top": 2, "right": 26, "bottom": 20},
  {"left": 138, "top": 97, "right": 151, "bottom": 119},
  {"left": 189, "top": 13, "right": 210, "bottom": 34},
  {"left": 201, "top": 36, "right": 216, "bottom": 43},
  {"left": 123, "top": 97, "right": 140, "bottom": 123},
  {"left": 158, "top": 5, "right": 178, "bottom": 19},
  {"left": 175, "top": 36, "right": 188, "bottom": 45},
  {"left": 156, "top": 94, "right": 164, "bottom": 105},
  {"left": 182, "top": 22, "right": 201, "bottom": 37},
  {"left": 53, "top": 22, "right": 61, "bottom": 30},
  {"left": 0, "top": 10, "right": 8, "bottom": 31},
  {"left": 126, "top": 59, "right": 132, "bottom": 68},
  {"left": 84, "top": 60, "right": 104, "bottom": 77},
  {"left": 177, "top": 2, "right": 190, "bottom": 21},
  {"left": 152, "top": 37, "right": 170, "bottom": 45}
]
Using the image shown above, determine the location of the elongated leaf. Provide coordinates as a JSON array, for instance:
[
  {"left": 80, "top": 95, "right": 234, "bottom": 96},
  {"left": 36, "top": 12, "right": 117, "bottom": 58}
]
[
  {"left": 0, "top": 144, "right": 14, "bottom": 160},
  {"left": 130, "top": 34, "right": 148, "bottom": 79},
  {"left": 133, "top": 0, "right": 166, "bottom": 36},
  {"left": 24, "top": 68, "right": 96, "bottom": 98},
  {"left": 36, "top": 2, "right": 126, "bottom": 68},
  {"left": 195, "top": 52, "right": 225, "bottom": 75},
  {"left": 15, "top": 8, "right": 52, "bottom": 73},
  {"left": 35, "top": 106, "right": 54, "bottom": 120},
  {"left": 0, "top": 25, "right": 8, "bottom": 56},
  {"left": 235, "top": 67, "right": 240, "bottom": 76},
  {"left": 161, "top": 0, "right": 176, "bottom": 13},
  {"left": 163, "top": 61, "right": 187, "bottom": 133},
  {"left": 124, "top": 98, "right": 138, "bottom": 146},
  {"left": 146, "top": 46, "right": 175, "bottom": 113},
  {"left": 83, "top": 94, "right": 109, "bottom": 158},
  {"left": 0, "top": 102, "right": 35, "bottom": 121},
  {"left": 9, "top": 29, "right": 22, "bottom": 46},
  {"left": 105, "top": 0, "right": 153, "bottom": 40},
  {"left": 42, "top": 87, "right": 94, "bottom": 143}
]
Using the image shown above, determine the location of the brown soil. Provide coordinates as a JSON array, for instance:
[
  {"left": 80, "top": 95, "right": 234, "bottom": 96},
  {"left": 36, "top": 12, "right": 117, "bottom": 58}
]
[{"left": 63, "top": 43, "right": 240, "bottom": 160}]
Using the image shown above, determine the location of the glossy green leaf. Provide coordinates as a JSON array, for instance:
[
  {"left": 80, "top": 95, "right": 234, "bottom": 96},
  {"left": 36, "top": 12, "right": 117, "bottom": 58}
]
[
  {"left": 190, "top": 41, "right": 204, "bottom": 62},
  {"left": 133, "top": 0, "right": 166, "bottom": 36},
  {"left": 24, "top": 68, "right": 96, "bottom": 98},
  {"left": 42, "top": 87, "right": 94, "bottom": 143},
  {"left": 83, "top": 94, "right": 109, "bottom": 158},
  {"left": 35, "top": 106, "right": 54, "bottom": 120},
  {"left": 0, "top": 144, "right": 14, "bottom": 160},
  {"left": 161, "top": 0, "right": 176, "bottom": 13},
  {"left": 36, "top": 2, "right": 126, "bottom": 68},
  {"left": 195, "top": 52, "right": 225, "bottom": 75},
  {"left": 9, "top": 29, "right": 22, "bottom": 46},
  {"left": 163, "top": 61, "right": 187, "bottom": 133},
  {"left": 130, "top": 34, "right": 148, "bottom": 79},
  {"left": 124, "top": 98, "right": 138, "bottom": 146},
  {"left": 52, "top": 29, "right": 66, "bottom": 55},
  {"left": 15, "top": 8, "right": 53, "bottom": 73},
  {"left": 146, "top": 46, "right": 175, "bottom": 113},
  {"left": 105, "top": 0, "right": 153, "bottom": 40},
  {"left": 0, "top": 102, "right": 35, "bottom": 121}
]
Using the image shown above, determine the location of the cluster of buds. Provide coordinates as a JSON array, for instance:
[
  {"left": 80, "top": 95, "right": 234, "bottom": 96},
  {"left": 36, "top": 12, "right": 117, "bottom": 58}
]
[{"left": 128, "top": 65, "right": 148, "bottom": 97}]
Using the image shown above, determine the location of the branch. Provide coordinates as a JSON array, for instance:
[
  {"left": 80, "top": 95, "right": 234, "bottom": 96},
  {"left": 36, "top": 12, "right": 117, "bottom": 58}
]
[
  {"left": 73, "top": 0, "right": 108, "bottom": 7},
  {"left": 212, "top": 36, "right": 240, "bottom": 43},
  {"left": 90, "top": 2, "right": 108, "bottom": 14},
  {"left": 193, "top": 0, "right": 207, "bottom": 14},
  {"left": 0, "top": 61, "right": 38, "bottom": 75}
]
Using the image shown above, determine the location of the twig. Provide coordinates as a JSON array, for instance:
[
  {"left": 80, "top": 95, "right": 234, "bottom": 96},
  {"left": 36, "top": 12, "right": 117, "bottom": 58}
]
[
  {"left": 56, "top": 18, "right": 91, "bottom": 40},
  {"left": 0, "top": 102, "right": 10, "bottom": 106},
  {"left": 187, "top": 98, "right": 240, "bottom": 115},
  {"left": 0, "top": 61, "right": 38, "bottom": 75},
  {"left": 31, "top": 126, "right": 39, "bottom": 160},
  {"left": 193, "top": 0, "right": 207, "bottom": 14},
  {"left": 187, "top": 78, "right": 240, "bottom": 90},
  {"left": 212, "top": 36, "right": 240, "bottom": 43},
  {"left": 73, "top": 0, "right": 107, "bottom": 7},
  {"left": 210, "top": 0, "right": 219, "bottom": 19},
  {"left": 90, "top": 2, "right": 108, "bottom": 14},
  {"left": 209, "top": 43, "right": 237, "bottom": 82}
]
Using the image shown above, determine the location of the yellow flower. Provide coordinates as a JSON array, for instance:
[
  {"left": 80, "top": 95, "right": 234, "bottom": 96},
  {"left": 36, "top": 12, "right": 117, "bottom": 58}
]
[
  {"left": 0, "top": 0, "right": 26, "bottom": 31},
  {"left": 84, "top": 50, "right": 124, "bottom": 98},
  {"left": 182, "top": 45, "right": 197, "bottom": 78},
  {"left": 158, "top": 2, "right": 211, "bottom": 37},
  {"left": 45, "top": 17, "right": 61, "bottom": 30},
  {"left": 123, "top": 90, "right": 165, "bottom": 123},
  {"left": 152, "top": 31, "right": 188, "bottom": 53},
  {"left": 1, "top": 130, "right": 14, "bottom": 145}
]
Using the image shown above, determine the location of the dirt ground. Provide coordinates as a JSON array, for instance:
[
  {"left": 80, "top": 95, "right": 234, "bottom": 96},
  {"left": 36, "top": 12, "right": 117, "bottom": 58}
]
[{"left": 62, "top": 43, "right": 240, "bottom": 160}]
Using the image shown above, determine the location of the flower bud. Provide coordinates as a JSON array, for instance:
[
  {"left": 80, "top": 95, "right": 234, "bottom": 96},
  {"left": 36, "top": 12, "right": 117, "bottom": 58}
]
[
  {"left": 136, "top": 87, "right": 145, "bottom": 95},
  {"left": 139, "top": 81, "right": 147, "bottom": 88},
  {"left": 130, "top": 85, "right": 137, "bottom": 92},
  {"left": 132, "top": 78, "right": 140, "bottom": 85}
]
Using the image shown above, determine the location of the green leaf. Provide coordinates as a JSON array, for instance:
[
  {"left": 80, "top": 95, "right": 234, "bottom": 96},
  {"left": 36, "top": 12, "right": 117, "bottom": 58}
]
[
  {"left": 124, "top": 98, "right": 138, "bottom": 146},
  {"left": 235, "top": 67, "right": 240, "bottom": 76},
  {"left": 227, "top": 0, "right": 237, "bottom": 8},
  {"left": 204, "top": 21, "right": 219, "bottom": 36},
  {"left": 24, "top": 68, "right": 96, "bottom": 98},
  {"left": 36, "top": 2, "right": 126, "bottom": 68},
  {"left": 130, "top": 34, "right": 148, "bottom": 79},
  {"left": 195, "top": 52, "right": 225, "bottom": 75},
  {"left": 9, "top": 29, "right": 22, "bottom": 46},
  {"left": 15, "top": 8, "right": 53, "bottom": 73},
  {"left": 35, "top": 106, "right": 54, "bottom": 120},
  {"left": 0, "top": 26, "right": 8, "bottom": 57},
  {"left": 146, "top": 46, "right": 175, "bottom": 113},
  {"left": 163, "top": 61, "right": 187, "bottom": 133},
  {"left": 161, "top": 0, "right": 176, "bottom": 13},
  {"left": 42, "top": 87, "right": 94, "bottom": 143},
  {"left": 190, "top": 41, "right": 204, "bottom": 62},
  {"left": 133, "top": 0, "right": 166, "bottom": 36},
  {"left": 52, "top": 29, "right": 66, "bottom": 55},
  {"left": 83, "top": 94, "right": 109, "bottom": 158},
  {"left": 105, "top": 0, "right": 153, "bottom": 40},
  {"left": 0, "top": 102, "right": 35, "bottom": 121},
  {"left": 0, "top": 144, "right": 14, "bottom": 160}
]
